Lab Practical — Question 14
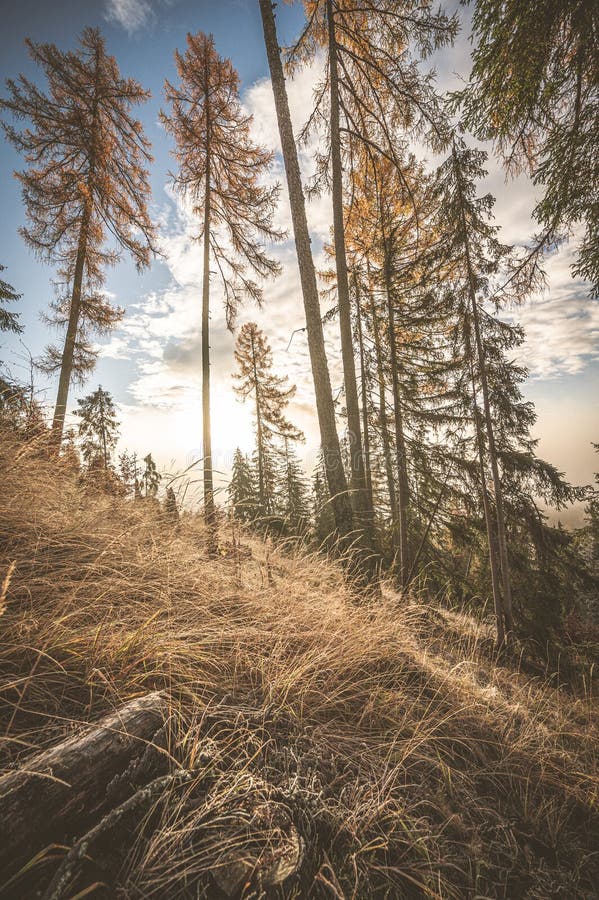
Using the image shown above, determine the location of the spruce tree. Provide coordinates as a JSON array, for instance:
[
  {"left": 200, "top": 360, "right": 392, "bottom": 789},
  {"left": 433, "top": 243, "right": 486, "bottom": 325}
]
[
  {"left": 233, "top": 322, "right": 304, "bottom": 516},
  {"left": 0, "top": 266, "right": 22, "bottom": 334},
  {"left": 118, "top": 450, "right": 138, "bottom": 496},
  {"left": 142, "top": 453, "right": 161, "bottom": 499},
  {"left": 161, "top": 32, "right": 282, "bottom": 538},
  {"left": 75, "top": 386, "right": 119, "bottom": 472},
  {"left": 228, "top": 448, "right": 258, "bottom": 523},
  {"left": 1, "top": 28, "right": 156, "bottom": 445},
  {"left": 278, "top": 437, "right": 310, "bottom": 536}
]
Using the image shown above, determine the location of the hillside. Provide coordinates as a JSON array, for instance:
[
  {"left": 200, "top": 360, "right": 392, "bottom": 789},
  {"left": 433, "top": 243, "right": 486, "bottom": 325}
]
[{"left": 0, "top": 431, "right": 597, "bottom": 899}]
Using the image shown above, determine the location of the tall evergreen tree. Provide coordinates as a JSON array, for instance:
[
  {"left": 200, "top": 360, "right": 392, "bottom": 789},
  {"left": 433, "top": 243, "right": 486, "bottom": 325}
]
[
  {"left": 0, "top": 266, "right": 22, "bottom": 334},
  {"left": 75, "top": 386, "right": 119, "bottom": 472},
  {"left": 278, "top": 436, "right": 310, "bottom": 536},
  {"left": 161, "top": 32, "right": 282, "bottom": 539},
  {"left": 233, "top": 322, "right": 304, "bottom": 516},
  {"left": 228, "top": 447, "right": 258, "bottom": 523},
  {"left": 118, "top": 450, "right": 139, "bottom": 496},
  {"left": 1, "top": 28, "right": 156, "bottom": 445},
  {"left": 142, "top": 453, "right": 161, "bottom": 499}
]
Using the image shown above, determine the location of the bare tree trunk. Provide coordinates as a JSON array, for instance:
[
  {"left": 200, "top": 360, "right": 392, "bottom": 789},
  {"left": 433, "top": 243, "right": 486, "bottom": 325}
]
[
  {"left": 326, "top": 0, "right": 373, "bottom": 540},
  {"left": 367, "top": 275, "right": 398, "bottom": 549},
  {"left": 465, "top": 322, "right": 506, "bottom": 648},
  {"left": 383, "top": 247, "right": 411, "bottom": 587},
  {"left": 468, "top": 292, "right": 514, "bottom": 636},
  {"left": 51, "top": 212, "right": 89, "bottom": 447},
  {"left": 454, "top": 150, "right": 514, "bottom": 636},
  {"left": 354, "top": 274, "right": 374, "bottom": 528},
  {"left": 250, "top": 329, "right": 265, "bottom": 511},
  {"left": 51, "top": 49, "right": 100, "bottom": 448},
  {"left": 258, "top": 0, "right": 353, "bottom": 541},
  {"left": 202, "top": 86, "right": 216, "bottom": 538}
]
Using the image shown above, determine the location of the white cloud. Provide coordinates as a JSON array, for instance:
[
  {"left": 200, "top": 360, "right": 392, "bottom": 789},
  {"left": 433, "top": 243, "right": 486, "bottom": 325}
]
[{"left": 104, "top": 0, "right": 154, "bottom": 32}]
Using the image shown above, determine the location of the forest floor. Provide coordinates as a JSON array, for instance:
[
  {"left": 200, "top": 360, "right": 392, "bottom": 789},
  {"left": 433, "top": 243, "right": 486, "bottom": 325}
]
[{"left": 0, "top": 429, "right": 598, "bottom": 899}]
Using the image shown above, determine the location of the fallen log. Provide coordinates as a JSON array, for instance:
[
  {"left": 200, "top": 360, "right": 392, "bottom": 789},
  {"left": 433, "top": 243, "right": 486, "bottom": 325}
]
[{"left": 0, "top": 691, "right": 167, "bottom": 884}]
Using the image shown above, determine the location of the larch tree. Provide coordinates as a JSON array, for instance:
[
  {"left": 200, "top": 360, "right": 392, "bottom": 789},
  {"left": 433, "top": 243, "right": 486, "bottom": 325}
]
[
  {"left": 456, "top": 0, "right": 599, "bottom": 294},
  {"left": 161, "top": 32, "right": 283, "bottom": 540},
  {"left": 75, "top": 385, "right": 119, "bottom": 473},
  {"left": 0, "top": 28, "right": 156, "bottom": 445},
  {"left": 233, "top": 322, "right": 304, "bottom": 516},
  {"left": 258, "top": 0, "right": 355, "bottom": 544},
  {"left": 0, "top": 266, "right": 22, "bottom": 334}
]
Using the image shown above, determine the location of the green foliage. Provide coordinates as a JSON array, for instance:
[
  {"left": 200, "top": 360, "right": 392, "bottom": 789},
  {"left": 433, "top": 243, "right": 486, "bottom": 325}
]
[
  {"left": 0, "top": 265, "right": 22, "bottom": 334},
  {"left": 456, "top": 0, "right": 599, "bottom": 294},
  {"left": 228, "top": 448, "right": 258, "bottom": 523},
  {"left": 75, "top": 386, "right": 119, "bottom": 471},
  {"left": 141, "top": 453, "right": 161, "bottom": 499}
]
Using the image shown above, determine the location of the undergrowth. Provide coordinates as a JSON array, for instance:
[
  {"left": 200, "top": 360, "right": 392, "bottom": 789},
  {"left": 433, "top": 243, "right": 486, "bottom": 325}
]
[{"left": 0, "top": 431, "right": 597, "bottom": 898}]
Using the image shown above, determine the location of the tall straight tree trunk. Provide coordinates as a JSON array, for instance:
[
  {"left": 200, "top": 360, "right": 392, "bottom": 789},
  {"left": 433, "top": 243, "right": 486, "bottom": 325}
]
[
  {"left": 465, "top": 322, "right": 505, "bottom": 648},
  {"left": 99, "top": 390, "right": 108, "bottom": 471},
  {"left": 258, "top": 0, "right": 353, "bottom": 541},
  {"left": 250, "top": 329, "right": 265, "bottom": 511},
  {"left": 354, "top": 274, "right": 374, "bottom": 526},
  {"left": 383, "top": 245, "right": 411, "bottom": 587},
  {"left": 367, "top": 276, "right": 398, "bottom": 548},
  {"left": 51, "top": 48, "right": 100, "bottom": 448},
  {"left": 201, "top": 82, "right": 216, "bottom": 536},
  {"left": 454, "top": 151, "right": 514, "bottom": 635},
  {"left": 51, "top": 211, "right": 90, "bottom": 446},
  {"left": 326, "top": 0, "right": 373, "bottom": 539}
]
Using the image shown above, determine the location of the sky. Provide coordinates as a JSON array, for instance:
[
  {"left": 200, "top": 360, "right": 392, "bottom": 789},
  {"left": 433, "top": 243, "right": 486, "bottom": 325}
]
[{"left": 0, "top": 0, "right": 597, "bottom": 521}]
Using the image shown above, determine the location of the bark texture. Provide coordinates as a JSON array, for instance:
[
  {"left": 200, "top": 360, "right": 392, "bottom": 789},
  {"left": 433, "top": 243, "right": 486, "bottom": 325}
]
[
  {"left": 258, "top": 0, "right": 353, "bottom": 541},
  {"left": 0, "top": 691, "right": 167, "bottom": 880}
]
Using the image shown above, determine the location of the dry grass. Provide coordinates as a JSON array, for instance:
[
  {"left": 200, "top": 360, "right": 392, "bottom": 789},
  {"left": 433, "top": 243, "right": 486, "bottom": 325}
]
[{"left": 0, "top": 430, "right": 598, "bottom": 898}]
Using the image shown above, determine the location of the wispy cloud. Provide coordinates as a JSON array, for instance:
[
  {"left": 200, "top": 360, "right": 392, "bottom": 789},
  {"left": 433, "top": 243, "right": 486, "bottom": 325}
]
[{"left": 104, "top": 0, "right": 155, "bottom": 33}]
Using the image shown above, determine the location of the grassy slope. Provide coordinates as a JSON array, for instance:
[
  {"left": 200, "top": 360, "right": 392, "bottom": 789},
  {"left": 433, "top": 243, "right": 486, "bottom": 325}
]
[{"left": 0, "top": 431, "right": 598, "bottom": 899}]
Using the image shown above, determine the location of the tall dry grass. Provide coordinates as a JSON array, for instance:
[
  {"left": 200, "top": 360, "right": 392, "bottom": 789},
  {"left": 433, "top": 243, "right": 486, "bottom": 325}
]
[{"left": 0, "top": 429, "right": 597, "bottom": 898}]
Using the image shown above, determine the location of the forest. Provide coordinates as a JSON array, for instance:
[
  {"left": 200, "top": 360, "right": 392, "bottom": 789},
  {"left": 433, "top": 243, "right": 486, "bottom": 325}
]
[{"left": 0, "top": 1, "right": 598, "bottom": 898}]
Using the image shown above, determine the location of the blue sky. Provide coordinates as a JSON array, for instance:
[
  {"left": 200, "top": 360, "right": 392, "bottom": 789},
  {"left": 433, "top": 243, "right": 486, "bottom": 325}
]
[{"left": 1, "top": 0, "right": 597, "bottom": 520}]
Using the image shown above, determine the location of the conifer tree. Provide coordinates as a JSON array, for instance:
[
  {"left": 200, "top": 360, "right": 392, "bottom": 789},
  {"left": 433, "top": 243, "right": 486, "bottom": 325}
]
[
  {"left": 163, "top": 487, "right": 180, "bottom": 526},
  {"left": 1, "top": 28, "right": 156, "bottom": 445},
  {"left": 258, "top": 0, "right": 354, "bottom": 543},
  {"left": 75, "top": 386, "right": 119, "bottom": 472},
  {"left": 118, "top": 450, "right": 138, "bottom": 495},
  {"left": 228, "top": 447, "right": 258, "bottom": 522},
  {"left": 456, "top": 0, "right": 599, "bottom": 293},
  {"left": 142, "top": 453, "right": 161, "bottom": 499},
  {"left": 0, "top": 266, "right": 22, "bottom": 334},
  {"left": 233, "top": 322, "right": 304, "bottom": 516},
  {"left": 278, "top": 436, "right": 310, "bottom": 536},
  {"left": 161, "top": 32, "right": 283, "bottom": 537},
  {"left": 287, "top": 0, "right": 456, "bottom": 541}
]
